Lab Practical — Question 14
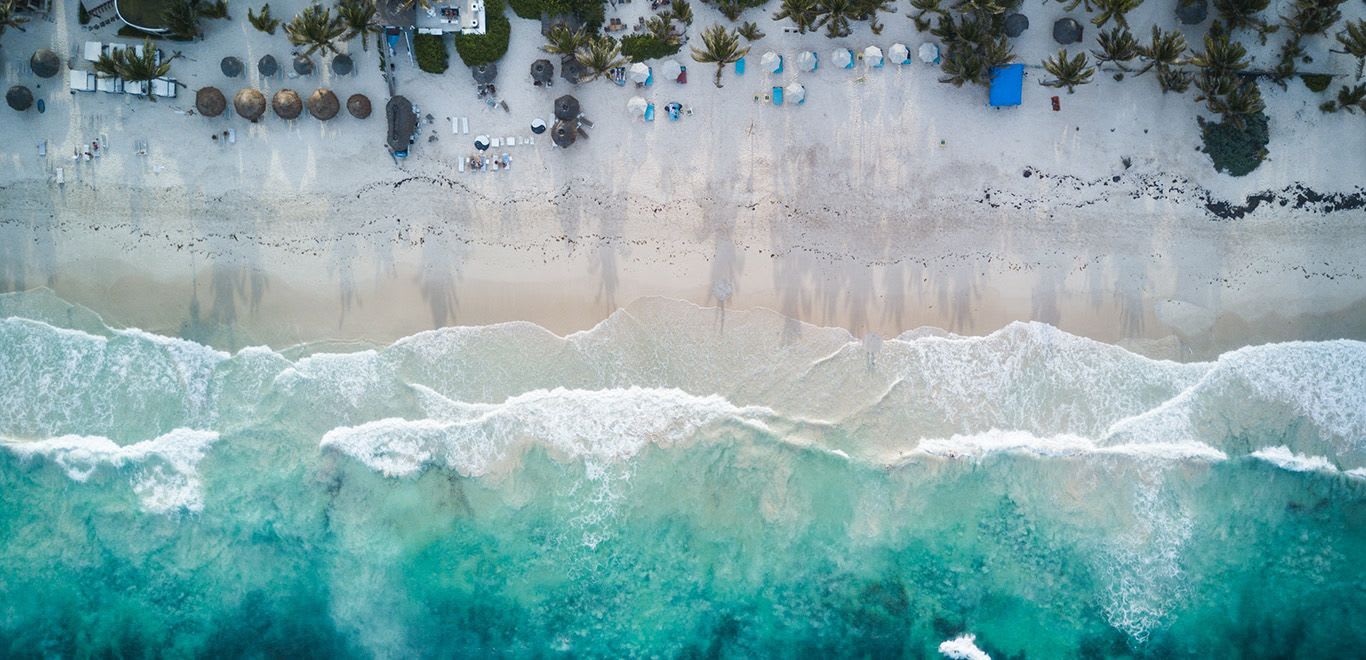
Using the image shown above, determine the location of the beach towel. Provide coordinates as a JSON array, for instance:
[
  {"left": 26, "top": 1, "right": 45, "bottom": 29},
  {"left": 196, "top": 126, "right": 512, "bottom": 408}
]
[
  {"left": 772, "top": 86, "right": 783, "bottom": 106},
  {"left": 735, "top": 57, "right": 745, "bottom": 75},
  {"left": 645, "top": 102, "right": 655, "bottom": 122}
]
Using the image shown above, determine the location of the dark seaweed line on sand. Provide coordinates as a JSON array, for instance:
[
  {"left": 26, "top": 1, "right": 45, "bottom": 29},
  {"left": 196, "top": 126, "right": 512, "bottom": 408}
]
[{"left": 992, "top": 169, "right": 1366, "bottom": 221}]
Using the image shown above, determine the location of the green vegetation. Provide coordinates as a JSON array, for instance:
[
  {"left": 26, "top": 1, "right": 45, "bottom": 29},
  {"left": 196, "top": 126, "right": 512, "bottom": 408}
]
[
  {"left": 1091, "top": 0, "right": 1140, "bottom": 29},
  {"left": 1041, "top": 49, "right": 1095, "bottom": 92},
  {"left": 774, "top": 0, "right": 820, "bottom": 33},
  {"left": 285, "top": 4, "right": 346, "bottom": 56},
  {"left": 455, "top": 0, "right": 511, "bottom": 65},
  {"left": 248, "top": 4, "right": 280, "bottom": 34},
  {"left": 1135, "top": 26, "right": 1191, "bottom": 92},
  {"left": 1333, "top": 20, "right": 1365, "bottom": 79},
  {"left": 1093, "top": 26, "right": 1139, "bottom": 72},
  {"left": 573, "top": 34, "right": 625, "bottom": 80},
  {"left": 1319, "top": 83, "right": 1365, "bottom": 113},
  {"left": 690, "top": 23, "right": 747, "bottom": 87},
  {"left": 337, "top": 0, "right": 378, "bottom": 51},
  {"left": 542, "top": 0, "right": 605, "bottom": 29},
  {"left": 621, "top": 34, "right": 681, "bottom": 62},
  {"left": 714, "top": 0, "right": 767, "bottom": 21},
  {"left": 1273, "top": 0, "right": 1347, "bottom": 83},
  {"left": 1199, "top": 111, "right": 1269, "bottom": 176},
  {"left": 78, "top": 2, "right": 91, "bottom": 25},
  {"left": 542, "top": 23, "right": 588, "bottom": 55},
  {"left": 933, "top": 14, "right": 1015, "bottom": 88},
  {"left": 1301, "top": 72, "right": 1332, "bottom": 92},
  {"left": 737, "top": 21, "right": 764, "bottom": 41},
  {"left": 508, "top": 0, "right": 540, "bottom": 18},
  {"left": 93, "top": 37, "right": 172, "bottom": 101},
  {"left": 1213, "top": 0, "right": 1276, "bottom": 43},
  {"left": 414, "top": 33, "right": 449, "bottom": 72}
]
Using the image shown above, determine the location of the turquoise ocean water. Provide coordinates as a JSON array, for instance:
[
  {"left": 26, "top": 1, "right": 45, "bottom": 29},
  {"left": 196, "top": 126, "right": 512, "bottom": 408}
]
[{"left": 0, "top": 292, "right": 1363, "bottom": 658}]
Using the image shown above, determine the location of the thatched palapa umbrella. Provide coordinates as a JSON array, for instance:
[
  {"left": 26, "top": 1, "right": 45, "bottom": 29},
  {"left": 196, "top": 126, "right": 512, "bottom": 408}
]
[
  {"left": 1004, "top": 13, "right": 1029, "bottom": 38},
  {"left": 1053, "top": 18, "right": 1083, "bottom": 45},
  {"left": 347, "top": 93, "right": 372, "bottom": 118},
  {"left": 196, "top": 86, "right": 227, "bottom": 117},
  {"left": 471, "top": 63, "right": 497, "bottom": 84},
  {"left": 234, "top": 88, "right": 267, "bottom": 122},
  {"left": 1176, "top": 0, "right": 1207, "bottom": 24},
  {"left": 307, "top": 88, "right": 339, "bottom": 120},
  {"left": 258, "top": 55, "right": 279, "bottom": 77},
  {"left": 294, "top": 55, "right": 314, "bottom": 76},
  {"left": 30, "top": 49, "right": 61, "bottom": 78},
  {"left": 551, "top": 119, "right": 577, "bottom": 148},
  {"left": 554, "top": 94, "right": 579, "bottom": 121},
  {"left": 221, "top": 56, "right": 243, "bottom": 77},
  {"left": 531, "top": 59, "right": 553, "bottom": 84},
  {"left": 332, "top": 54, "right": 354, "bottom": 76},
  {"left": 559, "top": 56, "right": 585, "bottom": 85},
  {"left": 7, "top": 86, "right": 34, "bottom": 112},
  {"left": 272, "top": 89, "right": 303, "bottom": 119}
]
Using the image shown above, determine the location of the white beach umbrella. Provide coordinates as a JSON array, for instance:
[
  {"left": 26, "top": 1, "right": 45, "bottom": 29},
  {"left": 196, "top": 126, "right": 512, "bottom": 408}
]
[
  {"left": 831, "top": 48, "right": 852, "bottom": 69},
  {"left": 785, "top": 82, "right": 805, "bottom": 104},
  {"left": 864, "top": 45, "right": 883, "bottom": 67},
  {"left": 760, "top": 50, "right": 781, "bottom": 73},
  {"left": 889, "top": 43, "right": 910, "bottom": 65},
  {"left": 797, "top": 50, "right": 817, "bottom": 72},
  {"left": 628, "top": 61, "right": 651, "bottom": 83},
  {"left": 660, "top": 59, "right": 683, "bottom": 81},
  {"left": 626, "top": 95, "right": 648, "bottom": 118},
  {"left": 919, "top": 42, "right": 941, "bottom": 64}
]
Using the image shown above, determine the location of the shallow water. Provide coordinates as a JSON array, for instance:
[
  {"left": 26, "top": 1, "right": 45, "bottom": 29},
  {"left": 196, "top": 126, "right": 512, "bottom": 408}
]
[{"left": 1, "top": 293, "right": 1363, "bottom": 658}]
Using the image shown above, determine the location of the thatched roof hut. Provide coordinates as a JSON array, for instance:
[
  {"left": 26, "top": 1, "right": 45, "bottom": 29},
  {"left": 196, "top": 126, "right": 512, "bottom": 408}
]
[
  {"left": 554, "top": 94, "right": 580, "bottom": 121},
  {"left": 307, "top": 88, "right": 339, "bottom": 120},
  {"left": 234, "top": 88, "right": 267, "bottom": 122},
  {"left": 258, "top": 55, "right": 279, "bottom": 77},
  {"left": 221, "top": 56, "right": 243, "bottom": 77},
  {"left": 196, "top": 86, "right": 227, "bottom": 117},
  {"left": 1053, "top": 17, "right": 1083, "bottom": 45},
  {"left": 1176, "top": 0, "right": 1208, "bottom": 24},
  {"left": 30, "top": 49, "right": 60, "bottom": 78},
  {"left": 472, "top": 63, "right": 498, "bottom": 84},
  {"left": 551, "top": 119, "right": 577, "bottom": 148},
  {"left": 332, "top": 54, "right": 354, "bottom": 76},
  {"left": 531, "top": 59, "right": 553, "bottom": 84},
  {"left": 347, "top": 93, "right": 372, "bottom": 119},
  {"left": 1004, "top": 13, "right": 1029, "bottom": 38},
  {"left": 293, "top": 54, "right": 314, "bottom": 76},
  {"left": 387, "top": 95, "right": 417, "bottom": 153},
  {"left": 272, "top": 89, "right": 303, "bottom": 119},
  {"left": 7, "top": 86, "right": 34, "bottom": 111}
]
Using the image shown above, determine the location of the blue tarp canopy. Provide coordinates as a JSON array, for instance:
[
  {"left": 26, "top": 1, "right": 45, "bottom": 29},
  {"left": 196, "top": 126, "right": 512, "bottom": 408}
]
[{"left": 988, "top": 63, "right": 1024, "bottom": 107}]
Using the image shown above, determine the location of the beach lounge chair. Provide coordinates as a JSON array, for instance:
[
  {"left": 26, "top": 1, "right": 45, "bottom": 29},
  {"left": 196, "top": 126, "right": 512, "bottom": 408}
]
[
  {"left": 772, "top": 86, "right": 783, "bottom": 106},
  {"left": 151, "top": 77, "right": 176, "bottom": 98},
  {"left": 55, "top": 168, "right": 64, "bottom": 185},
  {"left": 124, "top": 79, "right": 148, "bottom": 96},
  {"left": 83, "top": 41, "right": 102, "bottom": 62},
  {"left": 644, "top": 102, "right": 655, "bottom": 122},
  {"left": 735, "top": 57, "right": 745, "bottom": 75},
  {"left": 227, "top": 129, "right": 236, "bottom": 144},
  {"left": 69, "top": 70, "right": 97, "bottom": 92}
]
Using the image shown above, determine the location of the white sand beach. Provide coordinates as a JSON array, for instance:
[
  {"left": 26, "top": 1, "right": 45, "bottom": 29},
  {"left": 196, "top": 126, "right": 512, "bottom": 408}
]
[{"left": 2, "top": 0, "right": 1364, "bottom": 357}]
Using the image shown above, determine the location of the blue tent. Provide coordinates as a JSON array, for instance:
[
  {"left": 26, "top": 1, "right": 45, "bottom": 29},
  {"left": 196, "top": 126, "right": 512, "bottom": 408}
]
[{"left": 988, "top": 63, "right": 1024, "bottom": 107}]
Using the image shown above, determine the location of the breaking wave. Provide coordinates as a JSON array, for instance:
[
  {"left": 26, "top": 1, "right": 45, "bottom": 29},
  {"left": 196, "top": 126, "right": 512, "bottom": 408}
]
[{"left": 0, "top": 293, "right": 1363, "bottom": 657}]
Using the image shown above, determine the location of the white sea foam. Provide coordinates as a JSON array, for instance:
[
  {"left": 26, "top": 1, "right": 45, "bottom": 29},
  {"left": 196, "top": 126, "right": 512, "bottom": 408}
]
[
  {"left": 2, "top": 429, "right": 220, "bottom": 513},
  {"left": 1250, "top": 446, "right": 1340, "bottom": 475},
  {"left": 938, "top": 633, "right": 991, "bottom": 660},
  {"left": 320, "top": 387, "right": 771, "bottom": 478},
  {"left": 911, "top": 430, "right": 1227, "bottom": 463}
]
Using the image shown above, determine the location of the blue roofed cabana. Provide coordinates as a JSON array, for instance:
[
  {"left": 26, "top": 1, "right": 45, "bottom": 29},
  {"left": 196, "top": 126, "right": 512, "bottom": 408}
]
[{"left": 988, "top": 63, "right": 1024, "bottom": 107}]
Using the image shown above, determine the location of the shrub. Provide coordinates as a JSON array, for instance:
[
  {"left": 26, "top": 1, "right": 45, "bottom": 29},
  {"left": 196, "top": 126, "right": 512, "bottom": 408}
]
[
  {"left": 1301, "top": 73, "right": 1332, "bottom": 93},
  {"left": 117, "top": 25, "right": 166, "bottom": 39},
  {"left": 415, "top": 33, "right": 449, "bottom": 73},
  {"left": 508, "top": 0, "right": 541, "bottom": 19},
  {"left": 542, "top": 0, "right": 604, "bottom": 28},
  {"left": 78, "top": 2, "right": 90, "bottom": 24},
  {"left": 1199, "top": 111, "right": 1270, "bottom": 177},
  {"left": 620, "top": 34, "right": 681, "bottom": 61},
  {"left": 455, "top": 0, "right": 511, "bottom": 65}
]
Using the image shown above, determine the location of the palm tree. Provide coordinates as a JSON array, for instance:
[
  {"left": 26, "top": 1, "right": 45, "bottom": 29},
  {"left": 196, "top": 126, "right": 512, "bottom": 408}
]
[
  {"left": 1213, "top": 0, "right": 1273, "bottom": 39},
  {"left": 543, "top": 24, "right": 589, "bottom": 55},
  {"left": 1202, "top": 78, "right": 1264, "bottom": 128},
  {"left": 737, "top": 21, "right": 765, "bottom": 41},
  {"left": 1281, "top": 0, "right": 1342, "bottom": 39},
  {"left": 248, "top": 4, "right": 280, "bottom": 34},
  {"left": 1093, "top": 26, "right": 1139, "bottom": 70},
  {"left": 1333, "top": 83, "right": 1365, "bottom": 112},
  {"left": 1091, "top": 0, "right": 1142, "bottom": 29},
  {"left": 938, "top": 48, "right": 988, "bottom": 86},
  {"left": 1135, "top": 25, "right": 1187, "bottom": 76},
  {"left": 854, "top": 0, "right": 894, "bottom": 34},
  {"left": 645, "top": 15, "right": 680, "bottom": 45},
  {"left": 286, "top": 4, "right": 347, "bottom": 56},
  {"left": 1332, "top": 19, "right": 1365, "bottom": 79},
  {"left": 907, "top": 0, "right": 944, "bottom": 32},
  {"left": 1190, "top": 31, "right": 1249, "bottom": 75},
  {"left": 690, "top": 23, "right": 747, "bottom": 87},
  {"left": 671, "top": 0, "right": 694, "bottom": 25},
  {"left": 1157, "top": 66, "right": 1193, "bottom": 92},
  {"left": 336, "top": 0, "right": 377, "bottom": 51},
  {"left": 94, "top": 38, "right": 172, "bottom": 102},
  {"left": 574, "top": 36, "right": 626, "bottom": 82},
  {"left": 716, "top": 0, "right": 744, "bottom": 20},
  {"left": 0, "top": 0, "right": 29, "bottom": 42},
  {"left": 773, "top": 0, "right": 821, "bottom": 34},
  {"left": 163, "top": 0, "right": 203, "bottom": 40},
  {"left": 1056, "top": 0, "right": 1095, "bottom": 13},
  {"left": 1041, "top": 49, "right": 1096, "bottom": 93},
  {"left": 814, "top": 0, "right": 854, "bottom": 38}
]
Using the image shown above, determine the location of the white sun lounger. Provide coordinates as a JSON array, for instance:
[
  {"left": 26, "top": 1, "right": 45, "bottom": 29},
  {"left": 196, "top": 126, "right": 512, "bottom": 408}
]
[
  {"left": 55, "top": 168, "right": 64, "bottom": 185},
  {"left": 83, "top": 41, "right": 102, "bottom": 62},
  {"left": 462, "top": 117, "right": 469, "bottom": 134},
  {"left": 69, "top": 70, "right": 97, "bottom": 92},
  {"left": 227, "top": 129, "right": 236, "bottom": 144},
  {"left": 458, "top": 158, "right": 465, "bottom": 172}
]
